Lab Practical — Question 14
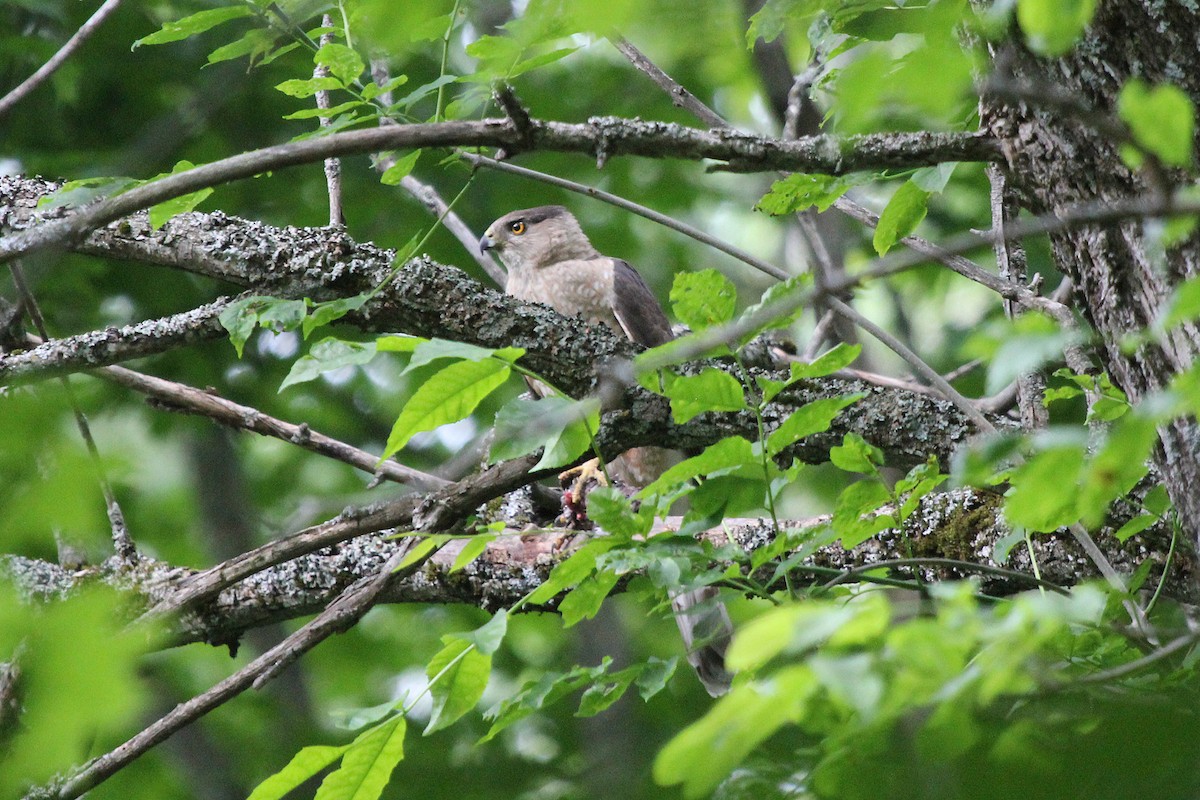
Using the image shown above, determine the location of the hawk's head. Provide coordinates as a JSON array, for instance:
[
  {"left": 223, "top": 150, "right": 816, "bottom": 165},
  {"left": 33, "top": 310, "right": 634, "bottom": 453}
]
[{"left": 479, "top": 205, "right": 599, "bottom": 270}]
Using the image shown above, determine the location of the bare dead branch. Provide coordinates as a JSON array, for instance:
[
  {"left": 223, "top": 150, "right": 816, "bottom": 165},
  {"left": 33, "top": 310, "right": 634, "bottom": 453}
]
[{"left": 0, "top": 0, "right": 125, "bottom": 119}]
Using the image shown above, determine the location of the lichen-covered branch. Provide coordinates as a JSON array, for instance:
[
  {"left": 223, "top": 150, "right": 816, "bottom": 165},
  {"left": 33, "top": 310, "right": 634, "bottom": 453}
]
[{"left": 2, "top": 487, "right": 1189, "bottom": 651}]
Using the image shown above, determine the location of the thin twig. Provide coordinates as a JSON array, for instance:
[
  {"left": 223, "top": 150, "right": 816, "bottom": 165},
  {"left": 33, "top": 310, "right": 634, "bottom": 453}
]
[
  {"left": 97, "top": 362, "right": 447, "bottom": 490},
  {"left": 315, "top": 16, "right": 344, "bottom": 226},
  {"left": 0, "top": 0, "right": 124, "bottom": 119},
  {"left": 989, "top": 164, "right": 1048, "bottom": 429},
  {"left": 825, "top": 296, "right": 997, "bottom": 433},
  {"left": 9, "top": 269, "right": 135, "bottom": 561}
]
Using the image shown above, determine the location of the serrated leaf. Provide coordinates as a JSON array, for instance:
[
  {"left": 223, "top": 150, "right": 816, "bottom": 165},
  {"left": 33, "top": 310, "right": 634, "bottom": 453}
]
[
  {"left": 526, "top": 539, "right": 614, "bottom": 606},
  {"left": 829, "top": 433, "right": 883, "bottom": 474},
  {"left": 454, "top": 610, "right": 508, "bottom": 655},
  {"left": 755, "top": 173, "right": 857, "bottom": 215},
  {"left": 133, "top": 6, "right": 252, "bottom": 48},
  {"left": 403, "top": 339, "right": 523, "bottom": 375},
  {"left": 660, "top": 369, "right": 747, "bottom": 424},
  {"left": 576, "top": 670, "right": 637, "bottom": 717},
  {"left": 767, "top": 394, "right": 864, "bottom": 457},
  {"left": 833, "top": 480, "right": 894, "bottom": 548},
  {"left": 218, "top": 295, "right": 272, "bottom": 358},
  {"left": 275, "top": 76, "right": 343, "bottom": 98},
  {"left": 1114, "top": 514, "right": 1157, "bottom": 543},
  {"left": 1005, "top": 444, "right": 1087, "bottom": 532},
  {"left": 449, "top": 533, "right": 497, "bottom": 573},
  {"left": 304, "top": 294, "right": 370, "bottom": 338},
  {"left": 146, "top": 160, "right": 212, "bottom": 229},
  {"left": 1118, "top": 79, "right": 1196, "bottom": 168},
  {"left": 381, "top": 359, "right": 511, "bottom": 459},
  {"left": 380, "top": 150, "right": 422, "bottom": 185},
  {"left": 1016, "top": 0, "right": 1097, "bottom": 56},
  {"left": 206, "top": 28, "right": 275, "bottom": 65},
  {"left": 248, "top": 745, "right": 349, "bottom": 800},
  {"left": 258, "top": 299, "right": 307, "bottom": 332},
  {"left": 490, "top": 394, "right": 598, "bottom": 470},
  {"left": 586, "top": 486, "right": 653, "bottom": 538},
  {"left": 637, "top": 436, "right": 755, "bottom": 499},
  {"left": 654, "top": 667, "right": 816, "bottom": 798},
  {"left": 363, "top": 74, "right": 408, "bottom": 101},
  {"left": 394, "top": 535, "right": 449, "bottom": 571},
  {"left": 314, "top": 715, "right": 405, "bottom": 800},
  {"left": 559, "top": 569, "right": 621, "bottom": 627},
  {"left": 425, "top": 639, "right": 491, "bottom": 734},
  {"left": 787, "top": 343, "right": 863, "bottom": 381},
  {"left": 281, "top": 338, "right": 377, "bottom": 391},
  {"left": 635, "top": 656, "right": 678, "bottom": 700},
  {"left": 873, "top": 181, "right": 930, "bottom": 255},
  {"left": 481, "top": 662, "right": 608, "bottom": 743},
  {"left": 315, "top": 42, "right": 365, "bottom": 86},
  {"left": 670, "top": 269, "right": 737, "bottom": 331},
  {"left": 284, "top": 100, "right": 365, "bottom": 120}
]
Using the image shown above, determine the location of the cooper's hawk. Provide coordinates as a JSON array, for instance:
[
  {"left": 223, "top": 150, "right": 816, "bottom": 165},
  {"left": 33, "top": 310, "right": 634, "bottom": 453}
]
[{"left": 480, "top": 205, "right": 733, "bottom": 696}]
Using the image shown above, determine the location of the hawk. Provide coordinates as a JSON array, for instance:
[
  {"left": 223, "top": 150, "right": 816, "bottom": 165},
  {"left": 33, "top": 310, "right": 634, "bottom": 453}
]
[{"left": 480, "top": 205, "right": 733, "bottom": 696}]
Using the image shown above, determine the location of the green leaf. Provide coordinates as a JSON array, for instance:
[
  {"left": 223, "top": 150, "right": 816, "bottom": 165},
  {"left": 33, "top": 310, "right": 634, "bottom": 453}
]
[
  {"left": 206, "top": 28, "right": 275, "bottom": 65},
  {"left": 362, "top": 74, "right": 409, "bottom": 101},
  {"left": 281, "top": 338, "right": 377, "bottom": 391},
  {"left": 315, "top": 42, "right": 365, "bottom": 86},
  {"left": 275, "top": 76, "right": 343, "bottom": 98},
  {"left": 829, "top": 433, "right": 884, "bottom": 474},
  {"left": 449, "top": 533, "right": 497, "bottom": 573},
  {"left": 1017, "top": 0, "right": 1098, "bottom": 56},
  {"left": 481, "top": 662, "right": 609, "bottom": 743},
  {"left": 660, "top": 369, "right": 747, "bottom": 424},
  {"left": 258, "top": 299, "right": 307, "bottom": 332},
  {"left": 585, "top": 486, "right": 653, "bottom": 538},
  {"left": 670, "top": 269, "right": 737, "bottom": 331},
  {"left": 755, "top": 173, "right": 857, "bottom": 216},
  {"left": 394, "top": 535, "right": 449, "bottom": 571},
  {"left": 218, "top": 295, "right": 272, "bottom": 358},
  {"left": 147, "top": 160, "right": 212, "bottom": 229},
  {"left": 1118, "top": 79, "right": 1196, "bottom": 168},
  {"left": 404, "top": 339, "right": 523, "bottom": 374},
  {"left": 559, "top": 569, "right": 621, "bottom": 627},
  {"left": 1113, "top": 514, "right": 1157, "bottom": 543},
  {"left": 248, "top": 745, "right": 349, "bottom": 800},
  {"left": 787, "top": 343, "right": 863, "bottom": 381},
  {"left": 304, "top": 294, "right": 371, "bottom": 338},
  {"left": 379, "top": 150, "right": 422, "bottom": 185},
  {"left": 873, "top": 181, "right": 930, "bottom": 255},
  {"left": 314, "top": 716, "right": 406, "bottom": 800},
  {"left": 654, "top": 666, "right": 816, "bottom": 798},
  {"left": 425, "top": 639, "right": 491, "bottom": 734},
  {"left": 1005, "top": 443, "right": 1087, "bottom": 532},
  {"left": 637, "top": 436, "right": 755, "bottom": 499},
  {"left": 454, "top": 609, "right": 508, "bottom": 655},
  {"left": 576, "top": 669, "right": 637, "bottom": 717},
  {"left": 767, "top": 394, "right": 865, "bottom": 457},
  {"left": 635, "top": 656, "right": 678, "bottom": 701},
  {"left": 1079, "top": 415, "right": 1156, "bottom": 527},
  {"left": 490, "top": 394, "right": 599, "bottom": 471},
  {"left": 133, "top": 6, "right": 252, "bottom": 48},
  {"left": 381, "top": 359, "right": 511, "bottom": 459},
  {"left": 284, "top": 100, "right": 366, "bottom": 120},
  {"left": 525, "top": 539, "right": 613, "bottom": 606},
  {"left": 833, "top": 480, "right": 894, "bottom": 548},
  {"left": 1163, "top": 277, "right": 1200, "bottom": 329}
]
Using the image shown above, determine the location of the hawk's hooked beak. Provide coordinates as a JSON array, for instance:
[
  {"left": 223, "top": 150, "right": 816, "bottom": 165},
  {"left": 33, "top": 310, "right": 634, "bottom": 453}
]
[{"left": 479, "top": 233, "right": 496, "bottom": 254}]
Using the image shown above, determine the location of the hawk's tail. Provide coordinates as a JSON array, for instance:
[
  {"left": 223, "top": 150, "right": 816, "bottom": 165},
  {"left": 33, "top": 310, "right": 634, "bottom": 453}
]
[{"left": 670, "top": 586, "right": 734, "bottom": 697}]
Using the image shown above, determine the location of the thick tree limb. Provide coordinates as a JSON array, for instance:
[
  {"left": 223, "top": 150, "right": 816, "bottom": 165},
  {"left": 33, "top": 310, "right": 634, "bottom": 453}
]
[{"left": 2, "top": 488, "right": 1191, "bottom": 653}]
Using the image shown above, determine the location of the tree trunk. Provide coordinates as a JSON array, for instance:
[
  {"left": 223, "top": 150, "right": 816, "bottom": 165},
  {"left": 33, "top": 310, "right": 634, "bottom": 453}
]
[{"left": 980, "top": 1, "right": 1200, "bottom": 546}]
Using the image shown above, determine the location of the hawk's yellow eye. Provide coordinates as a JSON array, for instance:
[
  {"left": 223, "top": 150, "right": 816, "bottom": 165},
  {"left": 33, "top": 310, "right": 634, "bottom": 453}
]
[{"left": 509, "top": 220, "right": 526, "bottom": 235}]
